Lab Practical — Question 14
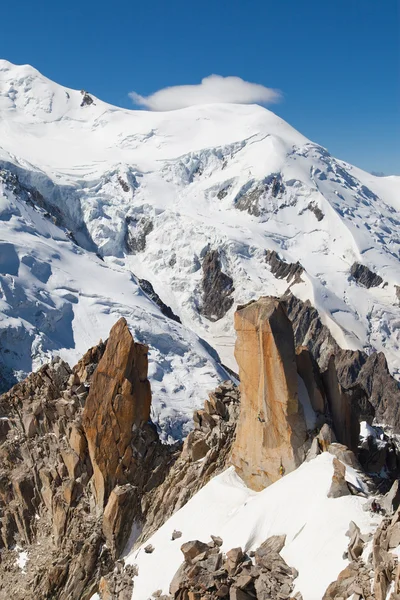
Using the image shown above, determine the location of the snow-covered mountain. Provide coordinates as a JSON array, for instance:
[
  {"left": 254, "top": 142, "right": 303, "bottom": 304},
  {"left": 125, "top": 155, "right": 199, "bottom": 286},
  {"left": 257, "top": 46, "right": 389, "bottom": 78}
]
[{"left": 1, "top": 59, "right": 399, "bottom": 439}]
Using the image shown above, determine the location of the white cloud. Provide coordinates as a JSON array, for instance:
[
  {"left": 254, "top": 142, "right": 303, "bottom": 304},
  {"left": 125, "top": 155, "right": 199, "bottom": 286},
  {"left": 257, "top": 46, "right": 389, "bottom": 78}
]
[{"left": 129, "top": 74, "right": 282, "bottom": 111}]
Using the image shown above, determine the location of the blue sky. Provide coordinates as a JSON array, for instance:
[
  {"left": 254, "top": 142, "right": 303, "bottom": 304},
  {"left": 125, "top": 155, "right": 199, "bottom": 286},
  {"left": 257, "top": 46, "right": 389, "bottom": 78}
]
[{"left": 1, "top": 0, "right": 399, "bottom": 174}]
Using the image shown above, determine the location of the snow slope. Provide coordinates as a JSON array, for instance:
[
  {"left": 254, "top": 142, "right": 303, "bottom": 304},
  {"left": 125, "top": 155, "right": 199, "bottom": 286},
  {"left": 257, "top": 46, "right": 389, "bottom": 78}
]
[
  {"left": 0, "top": 174, "right": 226, "bottom": 441},
  {"left": 126, "top": 453, "right": 377, "bottom": 600},
  {"left": 0, "top": 58, "right": 399, "bottom": 422}
]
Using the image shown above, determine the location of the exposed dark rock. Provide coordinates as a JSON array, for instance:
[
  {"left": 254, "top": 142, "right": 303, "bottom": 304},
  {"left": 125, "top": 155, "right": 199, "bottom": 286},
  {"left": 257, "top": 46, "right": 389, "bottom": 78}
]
[
  {"left": 125, "top": 215, "right": 153, "bottom": 253},
  {"left": 350, "top": 262, "right": 383, "bottom": 288},
  {"left": 138, "top": 278, "right": 181, "bottom": 323},
  {"left": 354, "top": 352, "right": 400, "bottom": 429},
  {"left": 200, "top": 250, "right": 234, "bottom": 321},
  {"left": 265, "top": 250, "right": 303, "bottom": 283},
  {"left": 217, "top": 186, "right": 230, "bottom": 200},
  {"left": 235, "top": 174, "right": 285, "bottom": 217},
  {"left": 322, "top": 356, "right": 360, "bottom": 453},
  {"left": 296, "top": 346, "right": 326, "bottom": 414},
  {"left": 118, "top": 176, "right": 130, "bottom": 192},
  {"left": 282, "top": 292, "right": 400, "bottom": 433},
  {"left": 0, "top": 168, "right": 65, "bottom": 228},
  {"left": 307, "top": 201, "right": 324, "bottom": 221},
  {"left": 281, "top": 292, "right": 340, "bottom": 371},
  {"left": 80, "top": 90, "right": 94, "bottom": 107}
]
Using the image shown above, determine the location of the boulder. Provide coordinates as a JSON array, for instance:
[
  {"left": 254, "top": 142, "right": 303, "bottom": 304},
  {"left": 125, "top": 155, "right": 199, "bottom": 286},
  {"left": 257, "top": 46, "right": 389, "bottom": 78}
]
[
  {"left": 103, "top": 484, "right": 137, "bottom": 559},
  {"left": 181, "top": 540, "right": 210, "bottom": 563},
  {"left": 256, "top": 534, "right": 286, "bottom": 555},
  {"left": 231, "top": 297, "right": 309, "bottom": 490},
  {"left": 317, "top": 423, "right": 336, "bottom": 451},
  {"left": 224, "top": 547, "right": 243, "bottom": 574},
  {"left": 327, "top": 458, "right": 350, "bottom": 499},
  {"left": 346, "top": 522, "right": 364, "bottom": 560},
  {"left": 327, "top": 443, "right": 359, "bottom": 469},
  {"left": 305, "top": 436, "right": 320, "bottom": 461},
  {"left": 82, "top": 317, "right": 151, "bottom": 508},
  {"left": 383, "top": 480, "right": 400, "bottom": 515}
]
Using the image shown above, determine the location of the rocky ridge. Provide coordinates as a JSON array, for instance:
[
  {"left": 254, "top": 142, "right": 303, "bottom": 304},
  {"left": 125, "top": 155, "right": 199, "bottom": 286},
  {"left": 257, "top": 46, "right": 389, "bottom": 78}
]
[
  {"left": 282, "top": 293, "right": 400, "bottom": 432},
  {"left": 163, "top": 534, "right": 300, "bottom": 600},
  {"left": 0, "top": 319, "right": 176, "bottom": 599},
  {"left": 0, "top": 296, "right": 400, "bottom": 598}
]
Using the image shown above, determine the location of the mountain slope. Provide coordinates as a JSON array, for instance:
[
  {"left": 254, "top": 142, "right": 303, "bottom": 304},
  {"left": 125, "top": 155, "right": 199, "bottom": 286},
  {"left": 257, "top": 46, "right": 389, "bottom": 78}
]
[
  {"left": 0, "top": 168, "right": 225, "bottom": 441},
  {"left": 0, "top": 58, "right": 399, "bottom": 422}
]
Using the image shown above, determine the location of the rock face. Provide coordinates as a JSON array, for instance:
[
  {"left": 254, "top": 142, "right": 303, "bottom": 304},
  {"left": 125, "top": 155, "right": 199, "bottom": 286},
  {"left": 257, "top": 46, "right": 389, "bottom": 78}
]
[
  {"left": 201, "top": 249, "right": 234, "bottom": 321},
  {"left": 351, "top": 262, "right": 383, "bottom": 288},
  {"left": 83, "top": 317, "right": 151, "bottom": 508},
  {"left": 296, "top": 346, "right": 326, "bottom": 414},
  {"left": 265, "top": 250, "right": 304, "bottom": 283},
  {"left": 231, "top": 297, "right": 309, "bottom": 491},
  {"left": 80, "top": 90, "right": 94, "bottom": 106},
  {"left": 125, "top": 214, "right": 154, "bottom": 253},
  {"left": 283, "top": 292, "right": 400, "bottom": 433},
  {"left": 322, "top": 356, "right": 360, "bottom": 453},
  {"left": 138, "top": 278, "right": 181, "bottom": 323}
]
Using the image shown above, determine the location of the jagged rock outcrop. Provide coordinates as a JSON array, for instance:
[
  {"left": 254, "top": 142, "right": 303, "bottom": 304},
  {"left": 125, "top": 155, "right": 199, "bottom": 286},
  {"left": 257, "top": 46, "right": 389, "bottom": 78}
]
[
  {"left": 265, "top": 250, "right": 304, "bottom": 283},
  {"left": 283, "top": 293, "right": 400, "bottom": 433},
  {"left": 324, "top": 505, "right": 400, "bottom": 600},
  {"left": 231, "top": 297, "right": 310, "bottom": 491},
  {"left": 327, "top": 457, "right": 351, "bottom": 498},
  {"left": 138, "top": 278, "right": 181, "bottom": 323},
  {"left": 281, "top": 293, "right": 340, "bottom": 371},
  {"left": 166, "top": 534, "right": 298, "bottom": 600},
  {"left": 98, "top": 562, "right": 137, "bottom": 600},
  {"left": 136, "top": 381, "right": 240, "bottom": 546},
  {"left": 200, "top": 249, "right": 234, "bottom": 321},
  {"left": 0, "top": 315, "right": 242, "bottom": 598},
  {"left": 125, "top": 214, "right": 154, "bottom": 253},
  {"left": 80, "top": 90, "right": 94, "bottom": 107},
  {"left": 82, "top": 317, "right": 152, "bottom": 508},
  {"left": 0, "top": 352, "right": 103, "bottom": 599},
  {"left": 235, "top": 173, "right": 285, "bottom": 217},
  {"left": 307, "top": 201, "right": 324, "bottom": 221},
  {"left": 351, "top": 262, "right": 383, "bottom": 288},
  {"left": 0, "top": 320, "right": 176, "bottom": 599}
]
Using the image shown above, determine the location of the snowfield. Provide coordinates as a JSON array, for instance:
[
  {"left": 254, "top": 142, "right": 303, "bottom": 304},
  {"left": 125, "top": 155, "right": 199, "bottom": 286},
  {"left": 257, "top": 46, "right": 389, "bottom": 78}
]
[
  {"left": 0, "top": 59, "right": 400, "bottom": 438},
  {"left": 125, "top": 453, "right": 378, "bottom": 600}
]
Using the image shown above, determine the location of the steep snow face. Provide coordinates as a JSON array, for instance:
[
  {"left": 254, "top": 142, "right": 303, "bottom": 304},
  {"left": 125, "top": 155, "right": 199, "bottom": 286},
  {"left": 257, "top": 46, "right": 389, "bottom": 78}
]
[
  {"left": 0, "top": 59, "right": 399, "bottom": 385},
  {"left": 0, "top": 173, "right": 226, "bottom": 441},
  {"left": 126, "top": 454, "right": 378, "bottom": 600}
]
